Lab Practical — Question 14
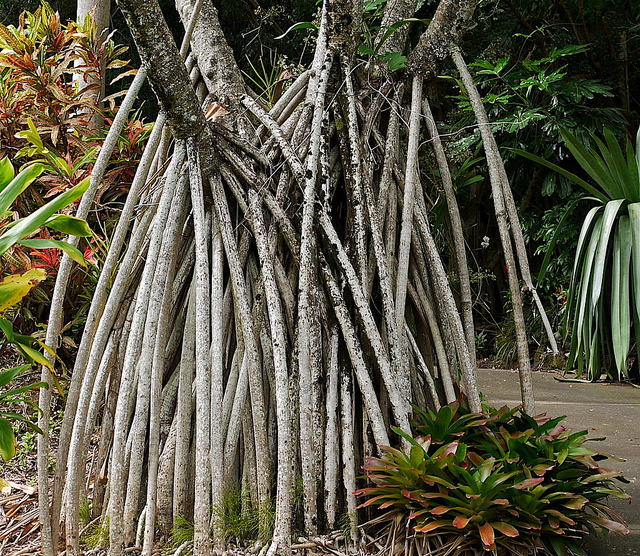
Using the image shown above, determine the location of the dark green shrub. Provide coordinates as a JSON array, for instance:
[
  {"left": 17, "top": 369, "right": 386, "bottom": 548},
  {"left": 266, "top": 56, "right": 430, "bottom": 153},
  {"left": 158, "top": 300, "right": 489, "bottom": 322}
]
[{"left": 358, "top": 397, "right": 629, "bottom": 555}]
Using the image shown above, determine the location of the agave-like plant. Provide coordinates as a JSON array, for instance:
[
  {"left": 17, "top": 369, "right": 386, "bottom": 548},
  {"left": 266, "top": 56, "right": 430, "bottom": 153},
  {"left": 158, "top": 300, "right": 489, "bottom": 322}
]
[
  {"left": 358, "top": 398, "right": 629, "bottom": 556},
  {"left": 514, "top": 128, "right": 640, "bottom": 381},
  {"left": 0, "top": 156, "right": 91, "bottom": 460}
]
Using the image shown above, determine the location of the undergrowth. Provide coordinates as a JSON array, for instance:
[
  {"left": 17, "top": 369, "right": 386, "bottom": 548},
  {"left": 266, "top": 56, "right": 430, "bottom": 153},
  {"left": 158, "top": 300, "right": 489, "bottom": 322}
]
[
  {"left": 358, "top": 396, "right": 629, "bottom": 555},
  {"left": 80, "top": 516, "right": 110, "bottom": 550},
  {"left": 211, "top": 484, "right": 275, "bottom": 544}
]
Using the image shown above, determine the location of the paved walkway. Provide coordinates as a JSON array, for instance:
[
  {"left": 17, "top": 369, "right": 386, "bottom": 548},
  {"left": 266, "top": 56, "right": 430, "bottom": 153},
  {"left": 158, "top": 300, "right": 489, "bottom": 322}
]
[{"left": 478, "top": 369, "right": 640, "bottom": 555}]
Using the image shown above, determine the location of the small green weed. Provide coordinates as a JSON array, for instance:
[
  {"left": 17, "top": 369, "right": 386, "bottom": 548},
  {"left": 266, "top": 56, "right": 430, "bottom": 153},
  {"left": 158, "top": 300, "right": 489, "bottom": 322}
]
[
  {"left": 169, "top": 514, "right": 194, "bottom": 549},
  {"left": 81, "top": 517, "right": 109, "bottom": 550},
  {"left": 212, "top": 484, "right": 275, "bottom": 544}
]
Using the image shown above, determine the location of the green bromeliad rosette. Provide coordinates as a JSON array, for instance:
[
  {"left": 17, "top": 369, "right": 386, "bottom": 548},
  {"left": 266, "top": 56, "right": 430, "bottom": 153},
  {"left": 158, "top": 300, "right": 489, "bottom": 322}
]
[{"left": 358, "top": 397, "right": 629, "bottom": 555}]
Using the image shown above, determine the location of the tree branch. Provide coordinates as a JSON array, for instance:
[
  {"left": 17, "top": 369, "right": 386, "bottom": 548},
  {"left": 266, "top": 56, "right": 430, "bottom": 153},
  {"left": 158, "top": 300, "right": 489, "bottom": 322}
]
[
  {"left": 116, "top": 0, "right": 205, "bottom": 138},
  {"left": 407, "top": 0, "right": 478, "bottom": 76},
  {"left": 376, "top": 0, "right": 419, "bottom": 55}
]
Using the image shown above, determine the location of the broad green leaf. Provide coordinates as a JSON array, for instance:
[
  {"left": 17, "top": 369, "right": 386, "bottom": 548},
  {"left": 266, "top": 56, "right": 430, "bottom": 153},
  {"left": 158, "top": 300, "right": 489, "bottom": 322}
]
[
  {"left": 560, "top": 128, "right": 621, "bottom": 199},
  {"left": 0, "top": 364, "right": 29, "bottom": 388},
  {"left": 45, "top": 214, "right": 92, "bottom": 237},
  {"left": 16, "top": 341, "right": 53, "bottom": 371},
  {"left": 611, "top": 217, "right": 632, "bottom": 377},
  {"left": 0, "top": 268, "right": 47, "bottom": 312},
  {"left": 0, "top": 381, "right": 47, "bottom": 400},
  {"left": 0, "top": 417, "right": 15, "bottom": 461},
  {"left": 409, "top": 444, "right": 424, "bottom": 467},
  {"left": 510, "top": 148, "right": 608, "bottom": 203},
  {"left": 591, "top": 199, "right": 624, "bottom": 307},
  {"left": 0, "top": 157, "right": 15, "bottom": 191},
  {"left": 0, "top": 318, "right": 55, "bottom": 373},
  {"left": 0, "top": 176, "right": 89, "bottom": 256},
  {"left": 557, "top": 447, "right": 569, "bottom": 465},
  {"left": 0, "top": 163, "right": 44, "bottom": 217},
  {"left": 0, "top": 318, "right": 15, "bottom": 342},
  {"left": 27, "top": 117, "right": 43, "bottom": 150},
  {"left": 549, "top": 535, "right": 570, "bottom": 556},
  {"left": 18, "top": 239, "right": 86, "bottom": 266}
]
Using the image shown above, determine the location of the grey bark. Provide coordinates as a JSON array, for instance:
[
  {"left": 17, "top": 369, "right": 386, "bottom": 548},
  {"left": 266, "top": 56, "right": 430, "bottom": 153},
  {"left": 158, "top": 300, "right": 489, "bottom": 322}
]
[{"left": 452, "top": 47, "right": 535, "bottom": 414}]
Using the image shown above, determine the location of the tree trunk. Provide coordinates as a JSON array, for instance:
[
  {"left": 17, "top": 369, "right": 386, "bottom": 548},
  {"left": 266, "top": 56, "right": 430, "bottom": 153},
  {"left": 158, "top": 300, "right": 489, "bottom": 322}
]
[{"left": 45, "top": 1, "right": 545, "bottom": 554}]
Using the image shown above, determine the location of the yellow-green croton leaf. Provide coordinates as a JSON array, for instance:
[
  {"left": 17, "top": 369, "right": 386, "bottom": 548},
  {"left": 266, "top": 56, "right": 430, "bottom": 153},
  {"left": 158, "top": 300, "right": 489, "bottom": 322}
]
[{"left": 0, "top": 268, "right": 46, "bottom": 312}]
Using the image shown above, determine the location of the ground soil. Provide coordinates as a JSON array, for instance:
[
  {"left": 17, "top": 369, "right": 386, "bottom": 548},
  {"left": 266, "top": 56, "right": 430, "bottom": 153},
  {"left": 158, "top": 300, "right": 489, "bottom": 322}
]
[{"left": 3, "top": 366, "right": 638, "bottom": 555}]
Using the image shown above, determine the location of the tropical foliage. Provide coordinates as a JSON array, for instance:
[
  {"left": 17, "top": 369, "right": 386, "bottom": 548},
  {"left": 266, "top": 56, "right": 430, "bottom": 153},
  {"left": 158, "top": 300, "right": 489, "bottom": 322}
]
[
  {"left": 516, "top": 128, "right": 640, "bottom": 381},
  {"left": 444, "top": 19, "right": 632, "bottom": 354},
  {"left": 359, "top": 398, "right": 629, "bottom": 555},
  {"left": 0, "top": 157, "right": 90, "bottom": 460},
  {"left": 0, "top": 2, "right": 151, "bottom": 343}
]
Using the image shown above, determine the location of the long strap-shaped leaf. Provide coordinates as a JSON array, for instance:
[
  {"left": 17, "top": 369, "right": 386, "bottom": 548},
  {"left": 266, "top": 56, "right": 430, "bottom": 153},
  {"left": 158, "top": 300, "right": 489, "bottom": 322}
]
[
  {"left": 510, "top": 149, "right": 608, "bottom": 203},
  {"left": 0, "top": 163, "right": 43, "bottom": 216},
  {"left": 569, "top": 216, "right": 602, "bottom": 366},
  {"left": 0, "top": 176, "right": 90, "bottom": 255},
  {"left": 0, "top": 157, "right": 14, "bottom": 190},
  {"left": 591, "top": 199, "right": 625, "bottom": 307},
  {"left": 628, "top": 203, "right": 640, "bottom": 374},
  {"left": 625, "top": 139, "right": 640, "bottom": 201},
  {"left": 560, "top": 128, "right": 623, "bottom": 200},
  {"left": 564, "top": 205, "right": 602, "bottom": 328},
  {"left": 594, "top": 129, "right": 639, "bottom": 203},
  {"left": 611, "top": 216, "right": 632, "bottom": 379}
]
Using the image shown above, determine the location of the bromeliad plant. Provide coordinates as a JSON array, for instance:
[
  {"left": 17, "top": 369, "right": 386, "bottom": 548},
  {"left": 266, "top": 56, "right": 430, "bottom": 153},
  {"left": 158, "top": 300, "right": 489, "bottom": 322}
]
[
  {"left": 515, "top": 128, "right": 640, "bottom": 381},
  {"left": 358, "top": 398, "right": 629, "bottom": 555}
]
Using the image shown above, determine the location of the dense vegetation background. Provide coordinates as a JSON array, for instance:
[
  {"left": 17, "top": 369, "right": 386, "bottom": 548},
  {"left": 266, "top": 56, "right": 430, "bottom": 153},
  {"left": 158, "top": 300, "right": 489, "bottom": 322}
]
[
  {"left": 1, "top": 1, "right": 638, "bottom": 554},
  {"left": 1, "top": 0, "right": 638, "bottom": 363}
]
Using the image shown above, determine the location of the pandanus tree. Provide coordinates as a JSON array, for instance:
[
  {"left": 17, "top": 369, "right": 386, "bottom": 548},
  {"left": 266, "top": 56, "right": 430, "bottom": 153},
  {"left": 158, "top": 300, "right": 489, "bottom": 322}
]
[{"left": 35, "top": 0, "right": 555, "bottom": 554}]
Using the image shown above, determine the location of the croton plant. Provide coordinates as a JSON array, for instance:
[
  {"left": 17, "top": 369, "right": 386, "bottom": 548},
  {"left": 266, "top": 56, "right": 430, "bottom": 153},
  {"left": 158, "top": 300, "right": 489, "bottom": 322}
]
[{"left": 358, "top": 397, "right": 629, "bottom": 555}]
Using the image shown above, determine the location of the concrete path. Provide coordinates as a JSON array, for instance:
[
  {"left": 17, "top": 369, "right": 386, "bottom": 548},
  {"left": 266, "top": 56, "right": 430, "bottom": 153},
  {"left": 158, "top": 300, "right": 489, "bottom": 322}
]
[{"left": 477, "top": 369, "right": 640, "bottom": 555}]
